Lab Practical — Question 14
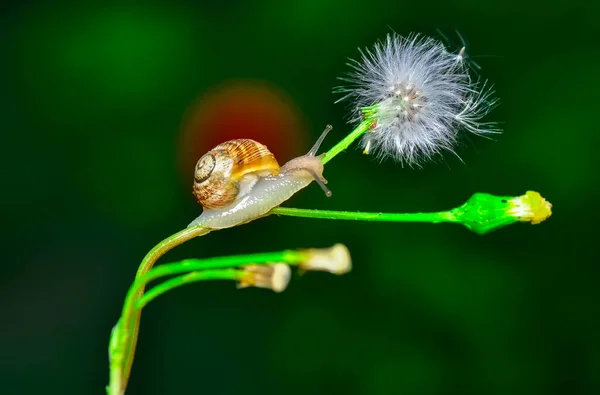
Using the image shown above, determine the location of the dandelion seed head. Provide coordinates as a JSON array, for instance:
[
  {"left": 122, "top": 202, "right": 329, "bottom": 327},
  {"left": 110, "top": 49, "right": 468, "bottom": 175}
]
[{"left": 335, "top": 33, "right": 499, "bottom": 166}]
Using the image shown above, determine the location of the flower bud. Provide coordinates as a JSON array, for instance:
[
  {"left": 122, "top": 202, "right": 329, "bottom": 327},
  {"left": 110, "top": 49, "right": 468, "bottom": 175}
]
[
  {"left": 299, "top": 244, "right": 352, "bottom": 275},
  {"left": 507, "top": 191, "right": 552, "bottom": 225},
  {"left": 452, "top": 191, "right": 552, "bottom": 234},
  {"left": 238, "top": 263, "right": 291, "bottom": 293}
]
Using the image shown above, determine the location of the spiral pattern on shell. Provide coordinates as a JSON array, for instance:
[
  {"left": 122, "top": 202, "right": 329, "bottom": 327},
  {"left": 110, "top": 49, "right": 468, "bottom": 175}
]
[{"left": 193, "top": 139, "right": 280, "bottom": 209}]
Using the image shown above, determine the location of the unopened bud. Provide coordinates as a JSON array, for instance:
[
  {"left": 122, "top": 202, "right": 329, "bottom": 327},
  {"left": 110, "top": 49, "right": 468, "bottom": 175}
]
[
  {"left": 452, "top": 191, "right": 552, "bottom": 234},
  {"left": 507, "top": 191, "right": 552, "bottom": 224},
  {"left": 238, "top": 264, "right": 291, "bottom": 293},
  {"left": 299, "top": 244, "right": 352, "bottom": 275}
]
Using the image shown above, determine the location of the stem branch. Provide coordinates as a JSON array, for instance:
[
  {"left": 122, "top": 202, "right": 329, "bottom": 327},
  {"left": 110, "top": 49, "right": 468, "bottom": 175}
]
[
  {"left": 111, "top": 225, "right": 212, "bottom": 395},
  {"left": 271, "top": 207, "right": 455, "bottom": 224},
  {"left": 321, "top": 120, "right": 373, "bottom": 164},
  {"left": 135, "top": 269, "right": 244, "bottom": 310},
  {"left": 109, "top": 247, "right": 308, "bottom": 395}
]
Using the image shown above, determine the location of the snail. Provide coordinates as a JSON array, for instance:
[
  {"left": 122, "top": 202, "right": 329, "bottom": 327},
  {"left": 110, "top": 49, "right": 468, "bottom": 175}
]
[{"left": 188, "top": 125, "right": 333, "bottom": 229}]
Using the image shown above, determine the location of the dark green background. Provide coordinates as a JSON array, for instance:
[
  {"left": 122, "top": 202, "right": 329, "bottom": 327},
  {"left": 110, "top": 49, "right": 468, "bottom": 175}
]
[{"left": 1, "top": 1, "right": 598, "bottom": 394}]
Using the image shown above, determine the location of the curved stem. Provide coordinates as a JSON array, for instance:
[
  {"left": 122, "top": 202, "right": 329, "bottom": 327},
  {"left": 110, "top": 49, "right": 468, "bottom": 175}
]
[
  {"left": 135, "top": 226, "right": 213, "bottom": 278},
  {"left": 109, "top": 247, "right": 307, "bottom": 395},
  {"left": 321, "top": 119, "right": 373, "bottom": 165},
  {"left": 134, "top": 243, "right": 311, "bottom": 308},
  {"left": 121, "top": 250, "right": 307, "bottom": 344},
  {"left": 135, "top": 269, "right": 244, "bottom": 310},
  {"left": 113, "top": 225, "right": 212, "bottom": 395},
  {"left": 271, "top": 207, "right": 455, "bottom": 224},
  {"left": 135, "top": 249, "right": 305, "bottom": 289}
]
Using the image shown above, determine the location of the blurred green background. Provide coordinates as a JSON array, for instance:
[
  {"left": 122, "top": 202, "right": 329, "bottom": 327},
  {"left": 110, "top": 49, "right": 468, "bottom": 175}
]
[{"left": 1, "top": 1, "right": 599, "bottom": 394}]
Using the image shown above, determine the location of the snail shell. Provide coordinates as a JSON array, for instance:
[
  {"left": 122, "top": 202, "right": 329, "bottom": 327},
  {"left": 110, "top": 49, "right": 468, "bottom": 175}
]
[{"left": 193, "top": 139, "right": 280, "bottom": 209}]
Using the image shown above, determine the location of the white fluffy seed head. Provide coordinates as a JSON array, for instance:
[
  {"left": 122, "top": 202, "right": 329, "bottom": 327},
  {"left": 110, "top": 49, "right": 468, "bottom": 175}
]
[{"left": 335, "top": 33, "right": 499, "bottom": 166}]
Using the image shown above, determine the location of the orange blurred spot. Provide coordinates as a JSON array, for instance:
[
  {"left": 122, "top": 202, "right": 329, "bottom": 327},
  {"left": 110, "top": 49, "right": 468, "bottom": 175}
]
[{"left": 178, "top": 80, "right": 307, "bottom": 181}]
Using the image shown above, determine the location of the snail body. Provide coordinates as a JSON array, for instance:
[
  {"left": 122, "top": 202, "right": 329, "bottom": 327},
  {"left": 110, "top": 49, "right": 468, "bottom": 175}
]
[{"left": 188, "top": 126, "right": 332, "bottom": 229}]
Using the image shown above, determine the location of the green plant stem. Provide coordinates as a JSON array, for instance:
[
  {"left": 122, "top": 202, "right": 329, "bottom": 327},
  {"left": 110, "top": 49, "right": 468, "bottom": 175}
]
[
  {"left": 109, "top": 248, "right": 307, "bottom": 395},
  {"left": 271, "top": 191, "right": 544, "bottom": 235},
  {"left": 118, "top": 225, "right": 212, "bottom": 394},
  {"left": 135, "top": 269, "right": 244, "bottom": 309},
  {"left": 122, "top": 250, "right": 307, "bottom": 342},
  {"left": 135, "top": 226, "right": 213, "bottom": 277},
  {"left": 271, "top": 207, "right": 455, "bottom": 224},
  {"left": 321, "top": 119, "right": 373, "bottom": 165},
  {"left": 135, "top": 249, "right": 306, "bottom": 288}
]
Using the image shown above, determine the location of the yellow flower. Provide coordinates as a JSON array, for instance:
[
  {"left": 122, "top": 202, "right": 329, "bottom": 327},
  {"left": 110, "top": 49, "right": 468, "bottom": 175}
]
[
  {"left": 508, "top": 191, "right": 552, "bottom": 225},
  {"left": 452, "top": 191, "right": 552, "bottom": 234}
]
